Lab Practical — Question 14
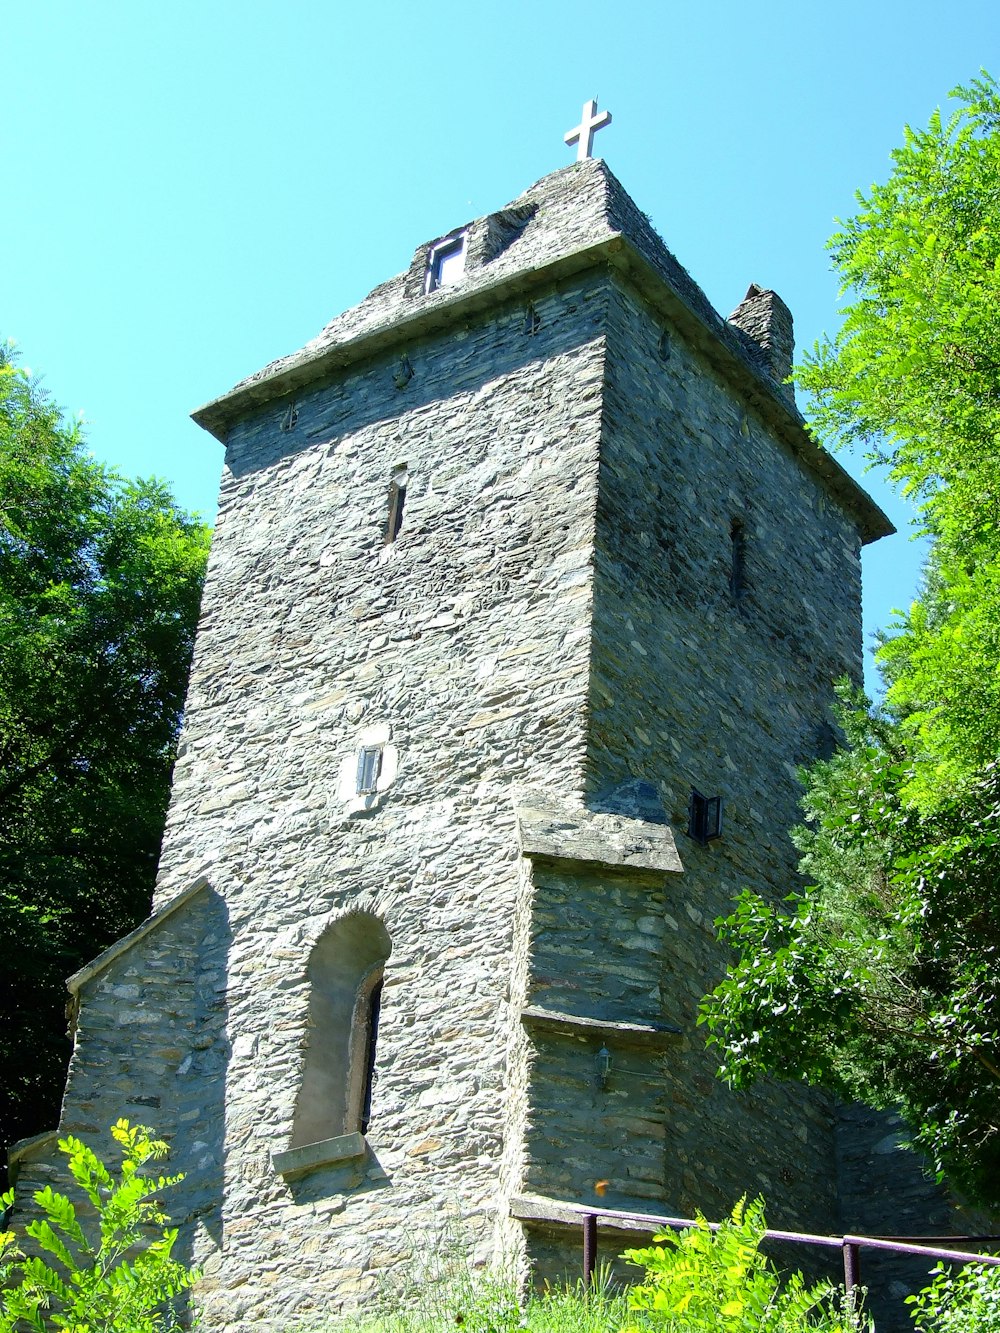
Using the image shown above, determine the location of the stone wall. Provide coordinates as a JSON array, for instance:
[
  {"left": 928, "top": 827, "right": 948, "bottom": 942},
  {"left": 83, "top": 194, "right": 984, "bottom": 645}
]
[
  {"left": 503, "top": 264, "right": 866, "bottom": 1288},
  {"left": 835, "top": 1104, "right": 994, "bottom": 1330},
  {"left": 577, "top": 272, "right": 856, "bottom": 1233},
  {"left": 521, "top": 861, "right": 677, "bottom": 1206}
]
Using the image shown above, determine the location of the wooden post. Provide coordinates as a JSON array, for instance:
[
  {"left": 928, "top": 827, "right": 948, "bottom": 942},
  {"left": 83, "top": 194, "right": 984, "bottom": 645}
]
[
  {"left": 843, "top": 1240, "right": 861, "bottom": 1300},
  {"left": 583, "top": 1213, "right": 598, "bottom": 1289}
]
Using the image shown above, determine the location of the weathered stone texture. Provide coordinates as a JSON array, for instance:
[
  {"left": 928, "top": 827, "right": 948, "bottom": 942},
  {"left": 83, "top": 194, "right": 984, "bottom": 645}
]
[
  {"left": 512, "top": 269, "right": 868, "bottom": 1276},
  {"left": 835, "top": 1104, "right": 994, "bottom": 1330},
  {"left": 571, "top": 273, "right": 859, "bottom": 1234}
]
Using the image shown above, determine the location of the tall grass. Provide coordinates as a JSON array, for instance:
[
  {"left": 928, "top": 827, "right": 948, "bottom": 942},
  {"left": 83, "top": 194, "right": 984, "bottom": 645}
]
[{"left": 336, "top": 1254, "right": 626, "bottom": 1333}]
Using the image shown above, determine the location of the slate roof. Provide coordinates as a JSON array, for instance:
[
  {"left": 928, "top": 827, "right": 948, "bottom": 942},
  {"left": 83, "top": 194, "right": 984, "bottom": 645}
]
[{"left": 192, "top": 159, "right": 893, "bottom": 544}]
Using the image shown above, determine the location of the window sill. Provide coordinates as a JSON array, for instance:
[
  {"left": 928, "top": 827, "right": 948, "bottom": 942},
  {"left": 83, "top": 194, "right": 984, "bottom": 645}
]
[{"left": 272, "top": 1131, "right": 367, "bottom": 1180}]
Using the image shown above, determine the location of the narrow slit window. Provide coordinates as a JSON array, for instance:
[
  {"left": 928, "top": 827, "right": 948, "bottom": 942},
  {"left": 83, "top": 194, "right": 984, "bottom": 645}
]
[
  {"left": 730, "top": 518, "right": 747, "bottom": 600},
  {"left": 356, "top": 745, "right": 383, "bottom": 795},
  {"left": 386, "top": 476, "right": 406, "bottom": 544}
]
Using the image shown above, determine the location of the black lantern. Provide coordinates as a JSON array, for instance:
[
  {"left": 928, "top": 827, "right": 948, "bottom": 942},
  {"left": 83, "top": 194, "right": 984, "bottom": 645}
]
[{"left": 688, "top": 789, "right": 723, "bottom": 845}]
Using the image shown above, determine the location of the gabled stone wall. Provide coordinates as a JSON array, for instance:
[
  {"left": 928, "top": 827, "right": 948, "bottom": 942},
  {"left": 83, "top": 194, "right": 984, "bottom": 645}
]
[{"left": 10, "top": 882, "right": 230, "bottom": 1299}]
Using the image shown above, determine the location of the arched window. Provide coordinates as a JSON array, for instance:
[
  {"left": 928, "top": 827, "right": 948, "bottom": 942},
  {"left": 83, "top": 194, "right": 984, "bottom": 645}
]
[{"left": 290, "top": 913, "right": 391, "bottom": 1150}]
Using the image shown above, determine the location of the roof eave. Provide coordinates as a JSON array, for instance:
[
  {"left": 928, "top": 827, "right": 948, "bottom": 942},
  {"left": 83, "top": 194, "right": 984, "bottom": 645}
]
[
  {"left": 192, "top": 234, "right": 893, "bottom": 545},
  {"left": 191, "top": 238, "right": 623, "bottom": 441}
]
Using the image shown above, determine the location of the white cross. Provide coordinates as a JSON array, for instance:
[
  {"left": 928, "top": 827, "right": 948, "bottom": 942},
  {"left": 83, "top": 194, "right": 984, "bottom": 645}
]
[{"left": 564, "top": 98, "right": 612, "bottom": 161}]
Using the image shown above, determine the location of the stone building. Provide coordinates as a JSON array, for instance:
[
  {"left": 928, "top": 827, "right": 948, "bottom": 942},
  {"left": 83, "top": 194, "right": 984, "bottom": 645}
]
[{"left": 13, "top": 158, "right": 966, "bottom": 1329}]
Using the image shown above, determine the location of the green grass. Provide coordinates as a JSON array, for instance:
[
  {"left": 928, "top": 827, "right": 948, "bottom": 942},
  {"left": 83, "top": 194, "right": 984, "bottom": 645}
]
[{"left": 337, "top": 1263, "right": 627, "bottom": 1333}]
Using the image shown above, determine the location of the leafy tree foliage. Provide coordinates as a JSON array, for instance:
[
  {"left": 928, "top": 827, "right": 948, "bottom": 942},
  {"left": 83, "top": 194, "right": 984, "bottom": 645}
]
[
  {"left": 702, "top": 77, "right": 1000, "bottom": 1208},
  {"left": 703, "top": 692, "right": 1000, "bottom": 1207},
  {"left": 908, "top": 1259, "right": 1000, "bottom": 1333},
  {"left": 0, "top": 344, "right": 209, "bottom": 1162},
  {"left": 798, "top": 72, "right": 1000, "bottom": 806}
]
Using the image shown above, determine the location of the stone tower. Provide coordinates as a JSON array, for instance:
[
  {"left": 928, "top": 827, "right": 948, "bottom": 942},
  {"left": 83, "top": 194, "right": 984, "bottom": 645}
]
[{"left": 14, "top": 160, "right": 907, "bottom": 1329}]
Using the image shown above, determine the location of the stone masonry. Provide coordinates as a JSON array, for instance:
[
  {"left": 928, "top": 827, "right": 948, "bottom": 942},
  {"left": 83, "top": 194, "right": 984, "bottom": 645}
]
[{"left": 11, "top": 159, "right": 977, "bottom": 1330}]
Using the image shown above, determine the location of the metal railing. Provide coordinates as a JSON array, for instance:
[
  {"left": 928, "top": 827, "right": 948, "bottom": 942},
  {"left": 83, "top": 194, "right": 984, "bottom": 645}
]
[{"left": 571, "top": 1201, "right": 1000, "bottom": 1298}]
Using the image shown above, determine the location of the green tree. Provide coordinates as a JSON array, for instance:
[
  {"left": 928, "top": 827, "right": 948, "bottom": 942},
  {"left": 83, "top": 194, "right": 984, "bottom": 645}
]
[
  {"left": 0, "top": 344, "right": 209, "bottom": 1161},
  {"left": 0, "top": 1120, "right": 198, "bottom": 1331},
  {"left": 701, "top": 77, "right": 1000, "bottom": 1208}
]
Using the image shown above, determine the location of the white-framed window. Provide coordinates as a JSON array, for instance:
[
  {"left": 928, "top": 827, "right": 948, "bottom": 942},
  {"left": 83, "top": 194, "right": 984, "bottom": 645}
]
[
  {"left": 337, "top": 724, "right": 398, "bottom": 813},
  {"left": 356, "top": 745, "right": 383, "bottom": 795},
  {"left": 425, "top": 232, "right": 467, "bottom": 293}
]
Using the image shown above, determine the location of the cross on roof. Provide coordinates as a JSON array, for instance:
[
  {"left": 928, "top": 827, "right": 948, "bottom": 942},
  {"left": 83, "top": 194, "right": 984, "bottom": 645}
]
[{"left": 564, "top": 98, "right": 612, "bottom": 162}]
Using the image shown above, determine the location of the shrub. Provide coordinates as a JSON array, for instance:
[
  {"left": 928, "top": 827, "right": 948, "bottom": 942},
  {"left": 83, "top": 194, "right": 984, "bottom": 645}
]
[
  {"left": 622, "top": 1196, "right": 866, "bottom": 1333},
  {"left": 908, "top": 1262, "right": 1000, "bottom": 1333},
  {"left": 0, "top": 1119, "right": 198, "bottom": 1332}
]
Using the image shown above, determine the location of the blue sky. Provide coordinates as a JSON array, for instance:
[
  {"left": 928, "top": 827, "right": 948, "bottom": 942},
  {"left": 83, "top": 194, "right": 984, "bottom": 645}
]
[{"left": 6, "top": 1, "right": 999, "bottom": 689}]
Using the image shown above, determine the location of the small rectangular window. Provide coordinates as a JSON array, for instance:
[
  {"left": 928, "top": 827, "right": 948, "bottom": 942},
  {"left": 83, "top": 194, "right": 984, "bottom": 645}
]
[{"left": 356, "top": 746, "right": 383, "bottom": 795}]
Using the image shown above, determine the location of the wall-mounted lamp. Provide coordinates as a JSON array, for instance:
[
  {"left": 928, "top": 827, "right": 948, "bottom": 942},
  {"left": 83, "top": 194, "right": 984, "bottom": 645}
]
[{"left": 596, "top": 1045, "right": 612, "bottom": 1089}]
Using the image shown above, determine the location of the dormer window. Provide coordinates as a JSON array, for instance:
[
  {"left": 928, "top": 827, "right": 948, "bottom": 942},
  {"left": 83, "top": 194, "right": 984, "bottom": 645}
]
[{"left": 425, "top": 232, "right": 467, "bottom": 293}]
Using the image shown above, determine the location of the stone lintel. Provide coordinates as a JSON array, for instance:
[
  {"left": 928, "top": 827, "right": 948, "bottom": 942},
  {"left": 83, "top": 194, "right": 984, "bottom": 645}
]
[
  {"left": 511, "top": 1192, "right": 664, "bottom": 1236},
  {"left": 516, "top": 799, "right": 682, "bottom": 876},
  {"left": 66, "top": 875, "right": 211, "bottom": 996},
  {"left": 272, "top": 1132, "right": 367, "bottom": 1179},
  {"left": 8, "top": 1129, "right": 59, "bottom": 1186},
  {"left": 521, "top": 1004, "right": 682, "bottom": 1045}
]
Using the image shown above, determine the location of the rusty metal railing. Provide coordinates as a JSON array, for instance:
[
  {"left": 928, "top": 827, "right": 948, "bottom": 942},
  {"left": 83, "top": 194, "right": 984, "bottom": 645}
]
[{"left": 571, "top": 1202, "right": 1000, "bottom": 1298}]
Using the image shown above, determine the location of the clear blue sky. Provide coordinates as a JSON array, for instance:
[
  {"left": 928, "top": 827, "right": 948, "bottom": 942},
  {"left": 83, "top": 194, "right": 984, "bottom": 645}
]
[{"left": 6, "top": 1, "right": 998, "bottom": 689}]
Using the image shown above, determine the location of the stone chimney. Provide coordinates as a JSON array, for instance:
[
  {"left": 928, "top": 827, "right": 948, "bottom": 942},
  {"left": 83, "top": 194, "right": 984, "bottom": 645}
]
[{"left": 728, "top": 283, "right": 795, "bottom": 405}]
